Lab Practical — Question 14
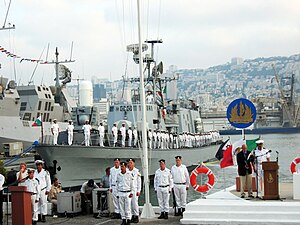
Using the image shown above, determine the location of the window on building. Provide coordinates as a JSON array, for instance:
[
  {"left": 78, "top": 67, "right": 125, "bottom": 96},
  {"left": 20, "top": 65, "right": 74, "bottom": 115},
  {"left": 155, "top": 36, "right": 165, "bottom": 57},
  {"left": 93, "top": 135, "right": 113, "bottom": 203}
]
[{"left": 38, "top": 101, "right": 42, "bottom": 110}]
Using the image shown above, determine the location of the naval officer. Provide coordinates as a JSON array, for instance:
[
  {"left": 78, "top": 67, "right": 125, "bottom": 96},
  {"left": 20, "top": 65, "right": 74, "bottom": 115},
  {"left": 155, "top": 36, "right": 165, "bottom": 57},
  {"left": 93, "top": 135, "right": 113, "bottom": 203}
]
[
  {"left": 82, "top": 120, "right": 92, "bottom": 146},
  {"left": 51, "top": 119, "right": 59, "bottom": 145},
  {"left": 24, "top": 169, "right": 40, "bottom": 225},
  {"left": 109, "top": 158, "right": 121, "bottom": 219},
  {"left": 66, "top": 120, "right": 74, "bottom": 145},
  {"left": 34, "top": 160, "right": 51, "bottom": 223},
  {"left": 112, "top": 123, "right": 118, "bottom": 147},
  {"left": 116, "top": 162, "right": 133, "bottom": 225},
  {"left": 171, "top": 156, "right": 189, "bottom": 216},
  {"left": 128, "top": 127, "right": 133, "bottom": 147},
  {"left": 253, "top": 140, "right": 270, "bottom": 198},
  {"left": 120, "top": 123, "right": 126, "bottom": 147},
  {"left": 98, "top": 122, "right": 105, "bottom": 147},
  {"left": 154, "top": 159, "right": 173, "bottom": 220},
  {"left": 127, "top": 158, "right": 141, "bottom": 223}
]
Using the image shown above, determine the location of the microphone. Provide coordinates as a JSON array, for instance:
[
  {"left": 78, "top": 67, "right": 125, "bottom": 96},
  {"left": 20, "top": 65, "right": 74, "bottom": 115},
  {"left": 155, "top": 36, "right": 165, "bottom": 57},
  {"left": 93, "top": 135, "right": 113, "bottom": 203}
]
[{"left": 268, "top": 150, "right": 272, "bottom": 153}]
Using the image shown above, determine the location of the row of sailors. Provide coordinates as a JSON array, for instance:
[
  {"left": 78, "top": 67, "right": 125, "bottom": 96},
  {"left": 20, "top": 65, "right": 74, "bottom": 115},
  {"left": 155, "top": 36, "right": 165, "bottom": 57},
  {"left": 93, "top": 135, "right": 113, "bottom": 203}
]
[{"left": 109, "top": 156, "right": 189, "bottom": 224}]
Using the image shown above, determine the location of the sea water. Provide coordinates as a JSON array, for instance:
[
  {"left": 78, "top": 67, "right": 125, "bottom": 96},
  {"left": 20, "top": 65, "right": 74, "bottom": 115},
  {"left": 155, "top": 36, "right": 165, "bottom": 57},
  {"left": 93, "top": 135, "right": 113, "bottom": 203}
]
[{"left": 139, "top": 133, "right": 300, "bottom": 205}]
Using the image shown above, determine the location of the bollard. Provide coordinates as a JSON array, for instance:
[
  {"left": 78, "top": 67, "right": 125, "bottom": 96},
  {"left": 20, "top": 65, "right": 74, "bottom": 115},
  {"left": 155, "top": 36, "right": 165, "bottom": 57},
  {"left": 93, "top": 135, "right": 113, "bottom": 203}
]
[{"left": 9, "top": 186, "right": 32, "bottom": 225}]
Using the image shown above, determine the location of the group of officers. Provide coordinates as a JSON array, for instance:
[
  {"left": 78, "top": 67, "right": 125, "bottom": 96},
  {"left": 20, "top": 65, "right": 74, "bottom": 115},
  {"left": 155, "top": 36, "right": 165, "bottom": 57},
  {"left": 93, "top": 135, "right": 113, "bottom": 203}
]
[
  {"left": 50, "top": 119, "right": 221, "bottom": 149},
  {"left": 236, "top": 139, "right": 271, "bottom": 199},
  {"left": 106, "top": 155, "right": 189, "bottom": 225},
  {"left": 15, "top": 160, "right": 62, "bottom": 225}
]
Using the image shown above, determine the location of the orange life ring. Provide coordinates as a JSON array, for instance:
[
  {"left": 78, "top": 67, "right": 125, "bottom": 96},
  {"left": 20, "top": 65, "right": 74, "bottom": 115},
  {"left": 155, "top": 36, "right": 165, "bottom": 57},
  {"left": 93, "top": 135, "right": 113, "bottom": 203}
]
[
  {"left": 190, "top": 167, "right": 215, "bottom": 193},
  {"left": 290, "top": 157, "right": 300, "bottom": 174}
]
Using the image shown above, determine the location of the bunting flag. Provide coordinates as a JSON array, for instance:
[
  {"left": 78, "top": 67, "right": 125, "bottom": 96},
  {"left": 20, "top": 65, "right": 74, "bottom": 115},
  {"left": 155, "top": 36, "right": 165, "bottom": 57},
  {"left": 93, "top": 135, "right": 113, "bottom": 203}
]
[
  {"left": 0, "top": 45, "right": 42, "bottom": 63},
  {"left": 32, "top": 116, "right": 42, "bottom": 127}
]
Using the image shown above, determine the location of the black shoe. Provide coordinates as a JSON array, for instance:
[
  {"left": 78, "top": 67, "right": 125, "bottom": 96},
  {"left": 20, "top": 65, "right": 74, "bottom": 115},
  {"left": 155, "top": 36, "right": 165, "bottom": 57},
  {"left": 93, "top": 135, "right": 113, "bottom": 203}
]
[
  {"left": 41, "top": 215, "right": 46, "bottom": 223},
  {"left": 164, "top": 212, "right": 168, "bottom": 219},
  {"left": 133, "top": 215, "right": 139, "bottom": 223},
  {"left": 182, "top": 208, "right": 185, "bottom": 213},
  {"left": 121, "top": 219, "right": 127, "bottom": 225},
  {"left": 32, "top": 221, "right": 37, "bottom": 225},
  {"left": 38, "top": 215, "right": 41, "bottom": 222},
  {"left": 158, "top": 212, "right": 165, "bottom": 219},
  {"left": 177, "top": 208, "right": 182, "bottom": 216},
  {"left": 126, "top": 219, "right": 131, "bottom": 225},
  {"left": 112, "top": 213, "right": 121, "bottom": 219}
]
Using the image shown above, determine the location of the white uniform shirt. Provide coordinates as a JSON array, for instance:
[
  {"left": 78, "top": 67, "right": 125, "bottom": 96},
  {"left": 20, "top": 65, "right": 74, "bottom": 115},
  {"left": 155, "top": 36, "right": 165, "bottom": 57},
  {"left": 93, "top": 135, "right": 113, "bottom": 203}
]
[
  {"left": 154, "top": 168, "right": 173, "bottom": 192},
  {"left": 112, "top": 126, "right": 118, "bottom": 136},
  {"left": 128, "top": 167, "right": 141, "bottom": 193},
  {"left": 128, "top": 129, "right": 133, "bottom": 138},
  {"left": 66, "top": 124, "right": 74, "bottom": 134},
  {"left": 171, "top": 164, "right": 190, "bottom": 187},
  {"left": 120, "top": 126, "right": 126, "bottom": 137},
  {"left": 116, "top": 171, "right": 134, "bottom": 193},
  {"left": 148, "top": 131, "right": 153, "bottom": 140},
  {"left": 98, "top": 125, "right": 105, "bottom": 135},
  {"left": 51, "top": 123, "right": 59, "bottom": 134},
  {"left": 109, "top": 166, "right": 121, "bottom": 189},
  {"left": 24, "top": 178, "right": 40, "bottom": 197},
  {"left": 254, "top": 148, "right": 270, "bottom": 165},
  {"left": 133, "top": 129, "right": 138, "bottom": 138},
  {"left": 80, "top": 181, "right": 99, "bottom": 195},
  {"left": 34, "top": 169, "right": 51, "bottom": 192},
  {"left": 82, "top": 124, "right": 92, "bottom": 134},
  {"left": 16, "top": 171, "right": 28, "bottom": 186},
  {"left": 0, "top": 174, "right": 5, "bottom": 191}
]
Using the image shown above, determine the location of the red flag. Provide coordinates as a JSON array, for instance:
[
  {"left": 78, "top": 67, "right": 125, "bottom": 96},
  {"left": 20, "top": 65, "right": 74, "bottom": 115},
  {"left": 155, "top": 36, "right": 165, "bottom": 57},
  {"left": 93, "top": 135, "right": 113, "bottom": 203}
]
[{"left": 220, "top": 139, "right": 244, "bottom": 168}]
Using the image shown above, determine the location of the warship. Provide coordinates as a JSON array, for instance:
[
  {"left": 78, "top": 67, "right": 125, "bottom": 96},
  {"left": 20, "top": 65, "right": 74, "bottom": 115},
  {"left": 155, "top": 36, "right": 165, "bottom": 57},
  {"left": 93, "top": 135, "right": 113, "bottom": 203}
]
[{"left": 34, "top": 40, "right": 222, "bottom": 187}]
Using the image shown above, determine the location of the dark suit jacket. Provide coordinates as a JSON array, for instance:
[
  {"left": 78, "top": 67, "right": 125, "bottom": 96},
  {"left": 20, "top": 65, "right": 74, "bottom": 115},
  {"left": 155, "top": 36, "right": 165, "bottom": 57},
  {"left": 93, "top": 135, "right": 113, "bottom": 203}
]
[{"left": 237, "top": 150, "right": 253, "bottom": 176}]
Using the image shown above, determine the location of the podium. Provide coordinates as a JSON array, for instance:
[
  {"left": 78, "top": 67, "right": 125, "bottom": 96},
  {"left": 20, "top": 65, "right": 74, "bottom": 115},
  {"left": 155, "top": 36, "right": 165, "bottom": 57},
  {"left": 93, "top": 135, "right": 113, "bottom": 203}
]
[{"left": 262, "top": 161, "right": 279, "bottom": 200}]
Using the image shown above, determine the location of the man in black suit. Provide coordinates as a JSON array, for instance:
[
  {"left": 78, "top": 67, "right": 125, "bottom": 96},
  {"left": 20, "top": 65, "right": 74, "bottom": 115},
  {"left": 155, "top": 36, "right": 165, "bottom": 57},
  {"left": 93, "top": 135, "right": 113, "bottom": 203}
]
[{"left": 236, "top": 144, "right": 254, "bottom": 198}]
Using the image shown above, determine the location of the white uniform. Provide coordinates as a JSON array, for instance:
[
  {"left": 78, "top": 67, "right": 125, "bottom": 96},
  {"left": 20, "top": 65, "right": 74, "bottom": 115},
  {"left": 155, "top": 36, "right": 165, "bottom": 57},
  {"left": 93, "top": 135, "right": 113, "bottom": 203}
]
[
  {"left": 82, "top": 124, "right": 92, "bottom": 146},
  {"left": 128, "top": 167, "right": 141, "bottom": 217},
  {"left": 24, "top": 178, "right": 40, "bottom": 222},
  {"left": 133, "top": 129, "right": 138, "bottom": 147},
  {"left": 171, "top": 164, "right": 189, "bottom": 209},
  {"left": 66, "top": 124, "right": 74, "bottom": 145},
  {"left": 80, "top": 181, "right": 99, "bottom": 194},
  {"left": 128, "top": 129, "right": 133, "bottom": 147},
  {"left": 120, "top": 126, "right": 126, "bottom": 147},
  {"left": 254, "top": 148, "right": 270, "bottom": 197},
  {"left": 16, "top": 171, "right": 28, "bottom": 186},
  {"left": 109, "top": 166, "right": 121, "bottom": 214},
  {"left": 112, "top": 126, "right": 118, "bottom": 146},
  {"left": 154, "top": 167, "right": 173, "bottom": 213},
  {"left": 153, "top": 131, "right": 157, "bottom": 149},
  {"left": 116, "top": 171, "right": 134, "bottom": 220},
  {"left": 51, "top": 123, "right": 59, "bottom": 145},
  {"left": 34, "top": 169, "right": 51, "bottom": 216},
  {"left": 98, "top": 125, "right": 105, "bottom": 147},
  {"left": 148, "top": 130, "right": 153, "bottom": 149}
]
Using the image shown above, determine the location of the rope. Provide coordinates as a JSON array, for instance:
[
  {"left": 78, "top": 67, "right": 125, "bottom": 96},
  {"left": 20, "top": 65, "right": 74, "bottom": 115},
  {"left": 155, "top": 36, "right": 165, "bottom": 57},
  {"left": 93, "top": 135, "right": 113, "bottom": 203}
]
[{"left": 3, "top": 0, "right": 12, "bottom": 28}]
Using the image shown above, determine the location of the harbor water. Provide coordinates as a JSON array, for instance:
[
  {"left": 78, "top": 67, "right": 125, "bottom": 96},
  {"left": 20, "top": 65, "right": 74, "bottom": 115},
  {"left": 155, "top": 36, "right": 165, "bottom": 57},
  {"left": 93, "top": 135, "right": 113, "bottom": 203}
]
[{"left": 139, "top": 133, "right": 300, "bottom": 205}]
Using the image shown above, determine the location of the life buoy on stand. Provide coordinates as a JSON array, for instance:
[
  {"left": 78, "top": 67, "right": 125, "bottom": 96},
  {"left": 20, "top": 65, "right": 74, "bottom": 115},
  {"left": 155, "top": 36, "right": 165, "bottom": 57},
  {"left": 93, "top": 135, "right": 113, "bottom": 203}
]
[
  {"left": 290, "top": 157, "right": 300, "bottom": 174},
  {"left": 190, "top": 167, "right": 215, "bottom": 193}
]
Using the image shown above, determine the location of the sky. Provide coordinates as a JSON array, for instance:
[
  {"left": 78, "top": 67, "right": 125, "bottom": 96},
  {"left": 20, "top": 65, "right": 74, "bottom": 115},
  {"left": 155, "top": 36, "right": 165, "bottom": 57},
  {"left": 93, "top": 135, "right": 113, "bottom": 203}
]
[{"left": 0, "top": 0, "right": 300, "bottom": 85}]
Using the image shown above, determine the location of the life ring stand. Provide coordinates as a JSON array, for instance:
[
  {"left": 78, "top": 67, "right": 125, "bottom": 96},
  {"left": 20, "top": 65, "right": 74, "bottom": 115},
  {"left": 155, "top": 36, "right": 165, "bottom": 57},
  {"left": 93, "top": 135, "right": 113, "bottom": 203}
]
[
  {"left": 190, "top": 166, "right": 215, "bottom": 193},
  {"left": 290, "top": 157, "right": 300, "bottom": 174}
]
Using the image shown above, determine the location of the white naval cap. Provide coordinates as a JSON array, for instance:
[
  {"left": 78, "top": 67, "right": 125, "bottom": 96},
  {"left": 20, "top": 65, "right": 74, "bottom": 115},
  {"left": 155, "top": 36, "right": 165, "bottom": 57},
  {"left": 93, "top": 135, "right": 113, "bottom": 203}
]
[
  {"left": 256, "top": 140, "right": 264, "bottom": 144},
  {"left": 35, "top": 160, "right": 44, "bottom": 165}
]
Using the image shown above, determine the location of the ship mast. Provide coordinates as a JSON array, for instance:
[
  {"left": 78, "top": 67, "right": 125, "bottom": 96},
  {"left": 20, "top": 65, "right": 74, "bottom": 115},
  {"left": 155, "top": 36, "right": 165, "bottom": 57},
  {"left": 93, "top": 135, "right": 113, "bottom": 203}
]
[{"left": 136, "top": 0, "right": 155, "bottom": 218}]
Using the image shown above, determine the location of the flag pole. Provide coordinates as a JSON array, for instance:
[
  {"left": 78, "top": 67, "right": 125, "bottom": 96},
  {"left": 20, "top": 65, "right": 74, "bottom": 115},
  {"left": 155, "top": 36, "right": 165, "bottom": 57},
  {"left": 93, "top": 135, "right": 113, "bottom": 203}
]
[{"left": 41, "top": 115, "right": 44, "bottom": 144}]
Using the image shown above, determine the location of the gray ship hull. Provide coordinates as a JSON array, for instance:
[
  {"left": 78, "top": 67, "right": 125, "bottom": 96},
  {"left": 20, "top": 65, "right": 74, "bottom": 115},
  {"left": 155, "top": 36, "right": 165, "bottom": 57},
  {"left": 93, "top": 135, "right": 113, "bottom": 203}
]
[{"left": 35, "top": 144, "right": 219, "bottom": 187}]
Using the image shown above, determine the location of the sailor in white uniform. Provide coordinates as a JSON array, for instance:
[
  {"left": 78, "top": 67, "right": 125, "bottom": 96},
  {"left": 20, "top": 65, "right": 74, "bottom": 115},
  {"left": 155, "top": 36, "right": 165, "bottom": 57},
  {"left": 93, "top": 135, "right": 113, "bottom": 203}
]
[
  {"left": 82, "top": 120, "right": 92, "bottom": 146},
  {"left": 116, "top": 162, "right": 134, "bottom": 225},
  {"left": 34, "top": 160, "right": 51, "bottom": 222},
  {"left": 24, "top": 169, "right": 40, "bottom": 225},
  {"left": 51, "top": 119, "right": 59, "bottom": 145},
  {"left": 133, "top": 127, "right": 138, "bottom": 147},
  {"left": 171, "top": 156, "right": 189, "bottom": 216},
  {"left": 253, "top": 140, "right": 270, "bottom": 198},
  {"left": 66, "top": 120, "right": 74, "bottom": 145},
  {"left": 120, "top": 123, "right": 126, "bottom": 147},
  {"left": 128, "top": 127, "right": 133, "bottom": 147},
  {"left": 152, "top": 130, "right": 157, "bottom": 149},
  {"left": 109, "top": 158, "right": 121, "bottom": 219},
  {"left": 127, "top": 158, "right": 141, "bottom": 223},
  {"left": 98, "top": 122, "right": 105, "bottom": 147},
  {"left": 112, "top": 123, "right": 118, "bottom": 147},
  {"left": 154, "top": 159, "right": 173, "bottom": 220},
  {"left": 148, "top": 129, "right": 153, "bottom": 149}
]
